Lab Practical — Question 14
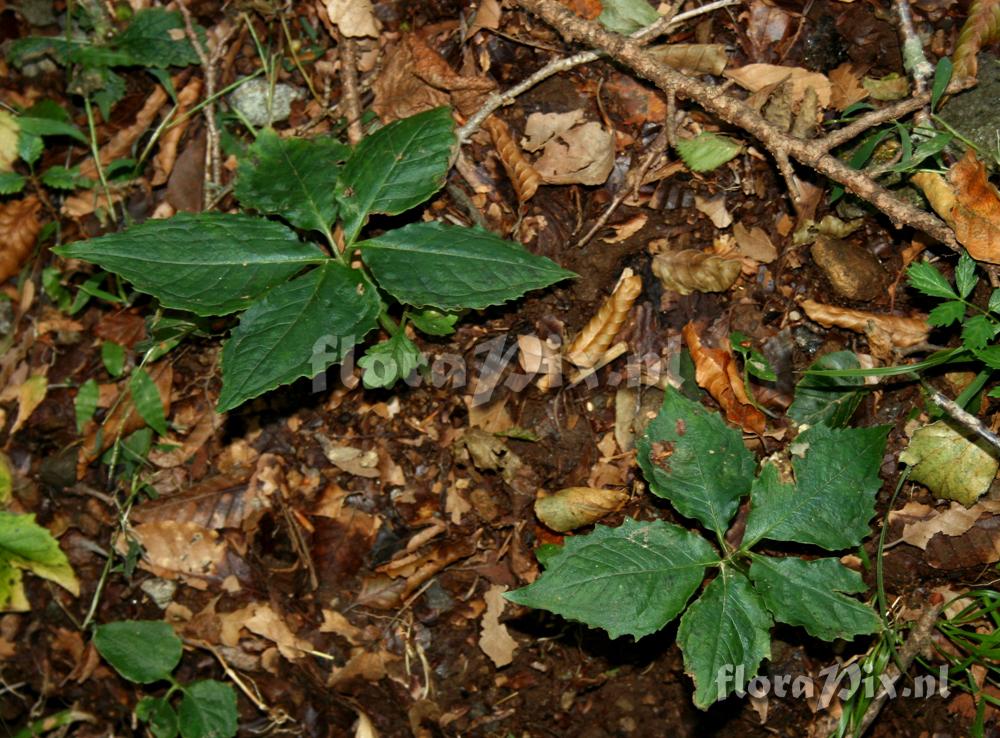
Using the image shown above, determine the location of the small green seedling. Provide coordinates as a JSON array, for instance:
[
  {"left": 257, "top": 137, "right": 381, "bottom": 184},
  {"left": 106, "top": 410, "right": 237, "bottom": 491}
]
[
  {"left": 507, "top": 387, "right": 886, "bottom": 708},
  {"left": 57, "top": 107, "right": 575, "bottom": 412},
  {"left": 93, "top": 620, "right": 237, "bottom": 738}
]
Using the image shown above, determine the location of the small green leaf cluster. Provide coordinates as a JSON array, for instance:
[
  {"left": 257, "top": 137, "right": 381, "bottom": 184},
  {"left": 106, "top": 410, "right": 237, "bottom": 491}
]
[
  {"left": 0, "top": 101, "right": 89, "bottom": 195},
  {"left": 507, "top": 387, "right": 887, "bottom": 708},
  {"left": 93, "top": 620, "right": 237, "bottom": 738},
  {"left": 908, "top": 251, "right": 1000, "bottom": 376},
  {"left": 56, "top": 107, "right": 575, "bottom": 412},
  {"left": 8, "top": 9, "right": 202, "bottom": 119}
]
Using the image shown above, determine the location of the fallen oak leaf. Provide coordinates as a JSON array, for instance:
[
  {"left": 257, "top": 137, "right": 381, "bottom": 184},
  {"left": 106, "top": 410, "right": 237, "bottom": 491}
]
[
  {"left": 0, "top": 195, "right": 43, "bottom": 284},
  {"left": 682, "top": 322, "right": 766, "bottom": 435},
  {"left": 479, "top": 584, "right": 518, "bottom": 668},
  {"left": 892, "top": 500, "right": 1000, "bottom": 549}
]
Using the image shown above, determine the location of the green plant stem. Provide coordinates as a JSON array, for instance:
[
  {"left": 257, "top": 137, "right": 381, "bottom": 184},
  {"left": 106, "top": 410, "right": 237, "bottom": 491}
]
[
  {"left": 82, "top": 96, "right": 117, "bottom": 225},
  {"left": 12, "top": 709, "right": 95, "bottom": 738},
  {"left": 876, "top": 467, "right": 909, "bottom": 665},
  {"left": 378, "top": 310, "right": 402, "bottom": 337}
]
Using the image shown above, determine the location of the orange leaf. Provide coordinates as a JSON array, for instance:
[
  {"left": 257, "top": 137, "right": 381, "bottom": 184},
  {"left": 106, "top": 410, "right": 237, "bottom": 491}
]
[
  {"left": 0, "top": 196, "right": 43, "bottom": 283},
  {"left": 948, "top": 149, "right": 1000, "bottom": 263},
  {"left": 953, "top": 0, "right": 1000, "bottom": 79},
  {"left": 566, "top": 271, "right": 642, "bottom": 368},
  {"left": 682, "top": 322, "right": 765, "bottom": 435}
]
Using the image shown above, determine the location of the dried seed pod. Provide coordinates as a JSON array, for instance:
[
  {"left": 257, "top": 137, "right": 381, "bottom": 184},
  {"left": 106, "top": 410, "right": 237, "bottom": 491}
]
[
  {"left": 565, "top": 271, "right": 643, "bottom": 368},
  {"left": 652, "top": 249, "right": 742, "bottom": 295},
  {"left": 0, "top": 195, "right": 42, "bottom": 283},
  {"left": 483, "top": 115, "right": 541, "bottom": 203}
]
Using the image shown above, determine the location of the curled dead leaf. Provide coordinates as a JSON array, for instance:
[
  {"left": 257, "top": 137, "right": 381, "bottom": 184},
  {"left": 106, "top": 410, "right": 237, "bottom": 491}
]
[
  {"left": 649, "top": 44, "right": 728, "bottom": 75},
  {"left": 652, "top": 249, "right": 742, "bottom": 295},
  {"left": 799, "top": 299, "right": 929, "bottom": 349},
  {"left": 534, "top": 486, "right": 629, "bottom": 532},
  {"left": 682, "top": 322, "right": 766, "bottom": 435},
  {"left": 522, "top": 111, "right": 614, "bottom": 186},
  {"left": 482, "top": 116, "right": 541, "bottom": 203},
  {"left": 953, "top": 0, "right": 1000, "bottom": 79},
  {"left": 565, "top": 271, "right": 642, "bottom": 368},
  {"left": 0, "top": 195, "right": 43, "bottom": 284},
  {"left": 152, "top": 77, "right": 202, "bottom": 186}
]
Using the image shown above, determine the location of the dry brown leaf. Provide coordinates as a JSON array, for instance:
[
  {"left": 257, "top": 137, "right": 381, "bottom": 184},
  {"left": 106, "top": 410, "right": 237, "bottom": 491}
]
[
  {"left": 534, "top": 487, "right": 629, "bottom": 532},
  {"left": 892, "top": 500, "right": 1000, "bottom": 549},
  {"left": 522, "top": 111, "right": 614, "bottom": 186},
  {"left": 152, "top": 77, "right": 202, "bottom": 186},
  {"left": 694, "top": 193, "right": 732, "bottom": 228},
  {"left": 726, "top": 64, "right": 832, "bottom": 108},
  {"left": 649, "top": 44, "right": 728, "bottom": 75},
  {"left": 465, "top": 397, "right": 514, "bottom": 433},
  {"left": 130, "top": 520, "right": 228, "bottom": 583},
  {"left": 828, "top": 63, "right": 869, "bottom": 111},
  {"left": 800, "top": 299, "right": 930, "bottom": 349},
  {"left": 315, "top": 435, "right": 381, "bottom": 478},
  {"left": 325, "top": 0, "right": 379, "bottom": 37},
  {"left": 953, "top": 0, "right": 1000, "bottom": 79},
  {"left": 0, "top": 195, "right": 43, "bottom": 284},
  {"left": 468, "top": 0, "right": 502, "bottom": 35},
  {"left": 78, "top": 362, "right": 173, "bottom": 470},
  {"left": 565, "top": 271, "right": 642, "bottom": 368},
  {"left": 61, "top": 186, "right": 125, "bottom": 218},
  {"left": 517, "top": 334, "right": 561, "bottom": 390},
  {"left": 682, "top": 322, "right": 766, "bottom": 435},
  {"left": 328, "top": 647, "right": 399, "bottom": 689},
  {"left": 372, "top": 33, "right": 493, "bottom": 122},
  {"left": 79, "top": 86, "right": 168, "bottom": 180},
  {"left": 732, "top": 223, "right": 777, "bottom": 263},
  {"left": 482, "top": 116, "right": 541, "bottom": 203},
  {"left": 148, "top": 406, "right": 223, "bottom": 469},
  {"left": 652, "top": 249, "right": 742, "bottom": 295},
  {"left": 133, "top": 456, "right": 278, "bottom": 532},
  {"left": 602, "top": 213, "right": 647, "bottom": 243},
  {"left": 0, "top": 112, "right": 18, "bottom": 172},
  {"left": 219, "top": 602, "right": 313, "bottom": 661},
  {"left": 479, "top": 585, "right": 518, "bottom": 667},
  {"left": 556, "top": 0, "right": 602, "bottom": 18},
  {"left": 925, "top": 513, "right": 1000, "bottom": 569},
  {"left": 9, "top": 374, "right": 47, "bottom": 435},
  {"left": 947, "top": 150, "right": 1000, "bottom": 263}
]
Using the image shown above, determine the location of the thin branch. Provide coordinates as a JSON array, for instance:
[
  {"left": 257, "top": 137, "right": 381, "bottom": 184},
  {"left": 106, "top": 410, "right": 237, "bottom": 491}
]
[
  {"left": 893, "top": 0, "right": 935, "bottom": 94},
  {"left": 515, "top": 0, "right": 960, "bottom": 250},
  {"left": 457, "top": 0, "right": 740, "bottom": 143},
  {"left": 337, "top": 31, "right": 365, "bottom": 145}
]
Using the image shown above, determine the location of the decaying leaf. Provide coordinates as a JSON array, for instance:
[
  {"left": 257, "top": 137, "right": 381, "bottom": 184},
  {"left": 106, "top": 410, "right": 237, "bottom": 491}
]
[
  {"left": 694, "top": 193, "right": 732, "bottom": 229},
  {"left": 518, "top": 334, "right": 561, "bottom": 390},
  {"left": 78, "top": 363, "right": 173, "bottom": 470},
  {"left": 0, "top": 195, "right": 43, "bottom": 284},
  {"left": 900, "top": 420, "right": 999, "bottom": 505},
  {"left": 565, "top": 270, "right": 642, "bottom": 368},
  {"left": 325, "top": 0, "right": 380, "bottom": 37},
  {"left": 726, "top": 64, "right": 832, "bottom": 109},
  {"left": 129, "top": 520, "right": 229, "bottom": 585},
  {"left": 732, "top": 222, "right": 778, "bottom": 263},
  {"left": 78, "top": 86, "right": 168, "bottom": 180},
  {"left": 652, "top": 249, "right": 742, "bottom": 295},
  {"left": 0, "top": 111, "right": 19, "bottom": 173},
  {"left": 522, "top": 110, "right": 614, "bottom": 186},
  {"left": 682, "top": 322, "right": 766, "bottom": 435},
  {"left": 862, "top": 73, "right": 909, "bottom": 101},
  {"left": 218, "top": 602, "right": 314, "bottom": 661},
  {"left": 482, "top": 116, "right": 541, "bottom": 203},
  {"left": 649, "top": 44, "right": 728, "bottom": 75},
  {"left": 8, "top": 374, "right": 47, "bottom": 435},
  {"left": 828, "top": 63, "right": 869, "bottom": 111},
  {"left": 892, "top": 499, "right": 1000, "bottom": 549},
  {"left": 372, "top": 33, "right": 494, "bottom": 122},
  {"left": 479, "top": 584, "right": 517, "bottom": 668},
  {"left": 953, "top": 0, "right": 1000, "bottom": 79},
  {"left": 315, "top": 435, "right": 381, "bottom": 478},
  {"left": 534, "top": 486, "right": 629, "bottom": 532},
  {"left": 913, "top": 150, "right": 1000, "bottom": 264},
  {"left": 800, "top": 299, "right": 930, "bottom": 349},
  {"left": 152, "top": 77, "right": 202, "bottom": 186}
]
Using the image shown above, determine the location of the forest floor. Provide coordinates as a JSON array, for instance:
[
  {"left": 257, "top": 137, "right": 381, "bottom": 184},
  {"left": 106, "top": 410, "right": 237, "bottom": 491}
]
[{"left": 0, "top": 0, "right": 999, "bottom": 736}]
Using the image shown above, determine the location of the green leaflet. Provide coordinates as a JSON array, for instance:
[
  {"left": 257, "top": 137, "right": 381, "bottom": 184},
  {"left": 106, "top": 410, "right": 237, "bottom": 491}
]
[
  {"left": 787, "top": 351, "right": 865, "bottom": 428},
  {"left": 217, "top": 261, "right": 380, "bottom": 412},
  {"left": 336, "top": 107, "right": 455, "bottom": 243},
  {"left": 93, "top": 620, "right": 182, "bottom": 684},
  {"left": 748, "top": 555, "right": 881, "bottom": 641},
  {"left": 677, "top": 568, "right": 772, "bottom": 709},
  {"left": 742, "top": 424, "right": 889, "bottom": 550},
  {"left": 129, "top": 368, "right": 168, "bottom": 436},
  {"left": 0, "top": 512, "right": 79, "bottom": 609},
  {"left": 505, "top": 518, "right": 720, "bottom": 640},
  {"left": 359, "top": 221, "right": 576, "bottom": 310},
  {"left": 637, "top": 387, "right": 756, "bottom": 537},
  {"left": 55, "top": 213, "right": 326, "bottom": 316},
  {"left": 358, "top": 332, "right": 426, "bottom": 389},
  {"left": 178, "top": 681, "right": 238, "bottom": 738},
  {"left": 235, "top": 128, "right": 350, "bottom": 233},
  {"left": 598, "top": 0, "right": 660, "bottom": 34},
  {"left": 674, "top": 132, "right": 742, "bottom": 173}
]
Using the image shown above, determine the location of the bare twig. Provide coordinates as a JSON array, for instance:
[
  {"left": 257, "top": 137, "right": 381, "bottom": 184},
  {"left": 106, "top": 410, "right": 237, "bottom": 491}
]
[
  {"left": 178, "top": 5, "right": 235, "bottom": 209},
  {"left": 514, "top": 0, "right": 960, "bottom": 250},
  {"left": 921, "top": 380, "right": 1000, "bottom": 453},
  {"left": 856, "top": 601, "right": 946, "bottom": 736},
  {"left": 457, "top": 0, "right": 740, "bottom": 143},
  {"left": 893, "top": 0, "right": 935, "bottom": 94},
  {"left": 576, "top": 125, "right": 671, "bottom": 247},
  {"left": 337, "top": 31, "right": 365, "bottom": 145}
]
